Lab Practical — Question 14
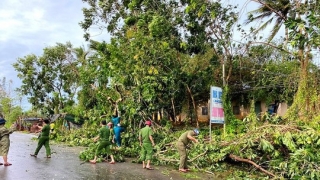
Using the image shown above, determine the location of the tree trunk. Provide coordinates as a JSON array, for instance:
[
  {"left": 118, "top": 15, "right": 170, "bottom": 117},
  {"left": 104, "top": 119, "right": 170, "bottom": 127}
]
[
  {"left": 187, "top": 85, "right": 199, "bottom": 127},
  {"left": 229, "top": 154, "right": 275, "bottom": 177},
  {"left": 286, "top": 46, "right": 311, "bottom": 121},
  {"left": 171, "top": 98, "right": 177, "bottom": 123}
]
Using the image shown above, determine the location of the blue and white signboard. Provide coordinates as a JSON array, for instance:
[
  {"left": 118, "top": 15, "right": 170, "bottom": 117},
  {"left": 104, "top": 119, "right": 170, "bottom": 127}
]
[{"left": 210, "top": 86, "right": 224, "bottom": 124}]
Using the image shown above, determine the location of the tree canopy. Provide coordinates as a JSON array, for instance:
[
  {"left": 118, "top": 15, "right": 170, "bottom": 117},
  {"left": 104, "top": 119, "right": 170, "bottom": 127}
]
[{"left": 9, "top": 0, "right": 320, "bottom": 178}]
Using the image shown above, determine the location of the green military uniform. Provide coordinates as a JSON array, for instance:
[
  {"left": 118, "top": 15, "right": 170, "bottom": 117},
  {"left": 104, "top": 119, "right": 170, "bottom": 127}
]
[
  {"left": 176, "top": 130, "right": 196, "bottom": 169},
  {"left": 95, "top": 126, "right": 112, "bottom": 156},
  {"left": 139, "top": 126, "right": 153, "bottom": 161},
  {"left": 34, "top": 124, "right": 51, "bottom": 156},
  {"left": 0, "top": 125, "right": 14, "bottom": 156}
]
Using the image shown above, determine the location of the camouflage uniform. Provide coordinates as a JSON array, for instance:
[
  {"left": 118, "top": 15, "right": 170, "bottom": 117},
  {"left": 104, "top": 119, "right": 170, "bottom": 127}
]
[{"left": 0, "top": 125, "right": 15, "bottom": 156}]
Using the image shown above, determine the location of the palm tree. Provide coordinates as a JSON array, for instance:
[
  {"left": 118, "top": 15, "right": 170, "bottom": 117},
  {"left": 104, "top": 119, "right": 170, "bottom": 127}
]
[{"left": 245, "top": 0, "right": 291, "bottom": 43}]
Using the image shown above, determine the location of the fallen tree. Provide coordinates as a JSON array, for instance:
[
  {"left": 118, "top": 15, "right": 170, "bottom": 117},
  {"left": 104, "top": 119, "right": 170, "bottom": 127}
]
[{"left": 53, "top": 115, "right": 320, "bottom": 179}]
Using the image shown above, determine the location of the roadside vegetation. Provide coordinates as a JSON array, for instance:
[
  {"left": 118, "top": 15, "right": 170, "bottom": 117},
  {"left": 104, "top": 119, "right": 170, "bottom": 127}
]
[{"left": 1, "top": 0, "right": 320, "bottom": 179}]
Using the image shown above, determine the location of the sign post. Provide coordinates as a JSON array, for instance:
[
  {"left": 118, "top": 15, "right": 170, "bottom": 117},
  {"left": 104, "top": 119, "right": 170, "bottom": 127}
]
[{"left": 209, "top": 86, "right": 225, "bottom": 141}]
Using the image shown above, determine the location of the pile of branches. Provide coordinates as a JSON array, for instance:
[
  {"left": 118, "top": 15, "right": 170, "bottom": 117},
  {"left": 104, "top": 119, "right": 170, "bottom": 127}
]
[
  {"left": 52, "top": 117, "right": 320, "bottom": 179},
  {"left": 156, "top": 122, "right": 320, "bottom": 179}
]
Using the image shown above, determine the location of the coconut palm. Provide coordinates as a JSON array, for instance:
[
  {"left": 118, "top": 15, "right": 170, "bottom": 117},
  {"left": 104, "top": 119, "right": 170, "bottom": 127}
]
[{"left": 245, "top": 0, "right": 291, "bottom": 43}]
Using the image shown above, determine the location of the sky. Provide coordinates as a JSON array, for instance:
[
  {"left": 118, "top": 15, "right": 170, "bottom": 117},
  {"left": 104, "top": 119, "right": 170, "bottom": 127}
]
[
  {"left": 0, "top": 0, "right": 110, "bottom": 110},
  {"left": 0, "top": 0, "right": 259, "bottom": 111}
]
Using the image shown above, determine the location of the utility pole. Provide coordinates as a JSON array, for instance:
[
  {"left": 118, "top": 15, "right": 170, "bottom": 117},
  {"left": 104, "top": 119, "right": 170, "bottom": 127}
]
[
  {"left": 223, "top": 56, "right": 226, "bottom": 86},
  {"left": 222, "top": 56, "right": 226, "bottom": 137}
]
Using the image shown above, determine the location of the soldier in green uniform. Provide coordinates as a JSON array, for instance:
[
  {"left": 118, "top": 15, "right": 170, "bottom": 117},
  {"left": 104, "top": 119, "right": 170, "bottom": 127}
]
[
  {"left": 139, "top": 120, "right": 155, "bottom": 170},
  {"left": 0, "top": 117, "right": 15, "bottom": 166},
  {"left": 176, "top": 129, "right": 199, "bottom": 172},
  {"left": 30, "top": 119, "right": 51, "bottom": 158},
  {"left": 89, "top": 120, "right": 115, "bottom": 164}
]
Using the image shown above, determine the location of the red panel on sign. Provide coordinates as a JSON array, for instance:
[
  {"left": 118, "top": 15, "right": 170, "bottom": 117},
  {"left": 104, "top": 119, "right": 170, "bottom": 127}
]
[{"left": 212, "top": 107, "right": 224, "bottom": 117}]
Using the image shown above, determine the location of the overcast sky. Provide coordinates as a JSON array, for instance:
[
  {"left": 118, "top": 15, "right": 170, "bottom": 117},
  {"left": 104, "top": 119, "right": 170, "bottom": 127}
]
[{"left": 0, "top": 0, "right": 111, "bottom": 110}]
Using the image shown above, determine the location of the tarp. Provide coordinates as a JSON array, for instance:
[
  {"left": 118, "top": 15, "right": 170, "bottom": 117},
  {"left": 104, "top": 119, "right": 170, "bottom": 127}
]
[{"left": 64, "top": 114, "right": 85, "bottom": 125}]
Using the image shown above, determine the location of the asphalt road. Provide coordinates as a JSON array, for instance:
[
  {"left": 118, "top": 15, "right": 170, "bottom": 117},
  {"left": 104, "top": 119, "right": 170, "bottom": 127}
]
[{"left": 0, "top": 132, "right": 217, "bottom": 180}]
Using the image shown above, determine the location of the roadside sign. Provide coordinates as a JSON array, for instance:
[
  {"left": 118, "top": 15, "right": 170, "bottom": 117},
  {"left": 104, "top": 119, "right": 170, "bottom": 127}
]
[{"left": 210, "top": 86, "right": 224, "bottom": 124}]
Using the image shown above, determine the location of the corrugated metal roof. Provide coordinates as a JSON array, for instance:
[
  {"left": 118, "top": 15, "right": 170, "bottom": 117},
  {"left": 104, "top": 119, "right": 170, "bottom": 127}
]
[{"left": 22, "top": 118, "right": 42, "bottom": 121}]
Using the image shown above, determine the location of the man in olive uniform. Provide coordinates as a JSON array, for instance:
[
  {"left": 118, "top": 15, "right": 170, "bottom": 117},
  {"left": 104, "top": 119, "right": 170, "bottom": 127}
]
[
  {"left": 89, "top": 120, "right": 115, "bottom": 164},
  {"left": 139, "top": 120, "right": 155, "bottom": 170},
  {"left": 0, "top": 117, "right": 15, "bottom": 166},
  {"left": 176, "top": 129, "right": 199, "bottom": 172},
  {"left": 30, "top": 119, "right": 51, "bottom": 158}
]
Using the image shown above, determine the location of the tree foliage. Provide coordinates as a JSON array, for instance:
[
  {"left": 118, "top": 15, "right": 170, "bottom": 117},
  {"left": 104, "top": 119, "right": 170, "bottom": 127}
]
[
  {"left": 245, "top": 0, "right": 291, "bottom": 42},
  {"left": 11, "top": 0, "right": 320, "bottom": 178},
  {"left": 78, "top": 0, "right": 238, "bottom": 123},
  {"left": 0, "top": 78, "right": 23, "bottom": 126},
  {"left": 13, "top": 42, "right": 80, "bottom": 114}
]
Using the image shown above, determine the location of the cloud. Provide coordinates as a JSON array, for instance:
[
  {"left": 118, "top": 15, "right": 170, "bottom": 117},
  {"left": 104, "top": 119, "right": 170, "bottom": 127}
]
[
  {"left": 0, "top": 0, "right": 86, "bottom": 46},
  {"left": 0, "top": 0, "right": 90, "bottom": 110},
  {"left": 1, "top": 1, "right": 45, "bottom": 40}
]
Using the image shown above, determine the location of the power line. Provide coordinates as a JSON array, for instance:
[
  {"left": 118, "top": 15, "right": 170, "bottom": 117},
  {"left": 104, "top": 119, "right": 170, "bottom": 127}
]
[{"left": 237, "top": 66, "right": 299, "bottom": 77}]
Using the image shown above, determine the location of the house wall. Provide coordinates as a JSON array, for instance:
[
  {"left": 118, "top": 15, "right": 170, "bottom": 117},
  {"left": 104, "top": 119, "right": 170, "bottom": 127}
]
[
  {"left": 276, "top": 103, "right": 288, "bottom": 116},
  {"left": 232, "top": 102, "right": 249, "bottom": 120},
  {"left": 197, "top": 102, "right": 210, "bottom": 123},
  {"left": 194, "top": 101, "right": 288, "bottom": 123},
  {"left": 260, "top": 102, "right": 288, "bottom": 116}
]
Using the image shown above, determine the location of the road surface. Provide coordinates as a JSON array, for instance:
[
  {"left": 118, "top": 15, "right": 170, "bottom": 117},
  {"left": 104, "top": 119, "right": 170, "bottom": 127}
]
[{"left": 0, "top": 132, "right": 217, "bottom": 180}]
